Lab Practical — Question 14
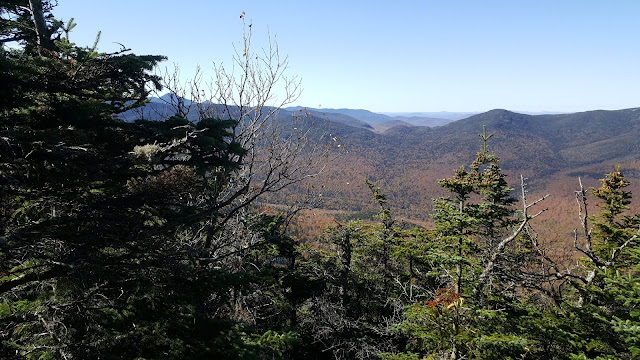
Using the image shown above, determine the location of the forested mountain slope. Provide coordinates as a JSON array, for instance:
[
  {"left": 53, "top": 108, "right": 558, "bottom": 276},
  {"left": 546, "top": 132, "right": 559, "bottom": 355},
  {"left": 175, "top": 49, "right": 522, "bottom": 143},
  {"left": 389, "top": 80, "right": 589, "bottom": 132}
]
[
  {"left": 287, "top": 107, "right": 640, "bottom": 225},
  {"left": 118, "top": 94, "right": 640, "bottom": 237}
]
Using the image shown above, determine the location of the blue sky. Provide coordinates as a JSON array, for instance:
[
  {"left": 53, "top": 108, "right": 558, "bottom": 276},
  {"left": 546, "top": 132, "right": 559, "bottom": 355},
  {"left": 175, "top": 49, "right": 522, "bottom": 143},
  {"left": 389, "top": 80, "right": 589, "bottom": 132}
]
[{"left": 54, "top": 1, "right": 639, "bottom": 113}]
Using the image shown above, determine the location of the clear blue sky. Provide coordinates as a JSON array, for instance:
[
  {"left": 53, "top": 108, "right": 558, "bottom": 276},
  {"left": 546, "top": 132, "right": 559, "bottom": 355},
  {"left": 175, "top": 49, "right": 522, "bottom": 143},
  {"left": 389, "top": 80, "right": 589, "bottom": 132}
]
[{"left": 55, "top": 0, "right": 639, "bottom": 113}]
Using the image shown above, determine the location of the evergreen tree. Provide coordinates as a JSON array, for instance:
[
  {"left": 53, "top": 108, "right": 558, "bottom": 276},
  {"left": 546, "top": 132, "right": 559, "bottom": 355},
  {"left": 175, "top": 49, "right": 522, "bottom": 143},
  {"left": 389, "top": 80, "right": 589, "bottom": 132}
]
[
  {"left": 564, "top": 169, "right": 640, "bottom": 359},
  {"left": 387, "top": 129, "right": 545, "bottom": 360},
  {"left": 1, "top": 3, "right": 306, "bottom": 358}
]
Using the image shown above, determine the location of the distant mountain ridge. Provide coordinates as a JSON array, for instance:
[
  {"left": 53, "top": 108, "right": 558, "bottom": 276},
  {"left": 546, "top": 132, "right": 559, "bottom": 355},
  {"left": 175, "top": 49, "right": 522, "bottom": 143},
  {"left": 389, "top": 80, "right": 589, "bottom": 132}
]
[
  {"left": 120, "top": 98, "right": 463, "bottom": 130},
  {"left": 284, "top": 106, "right": 462, "bottom": 128},
  {"left": 120, "top": 100, "right": 640, "bottom": 169},
  {"left": 285, "top": 107, "right": 394, "bottom": 124},
  {"left": 381, "top": 111, "right": 479, "bottom": 120},
  {"left": 277, "top": 106, "right": 640, "bottom": 226}
]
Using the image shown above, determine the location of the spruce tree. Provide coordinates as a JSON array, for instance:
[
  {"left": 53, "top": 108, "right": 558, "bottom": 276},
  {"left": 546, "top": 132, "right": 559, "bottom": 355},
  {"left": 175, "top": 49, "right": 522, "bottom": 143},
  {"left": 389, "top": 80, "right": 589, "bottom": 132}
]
[
  {"left": 389, "top": 129, "right": 537, "bottom": 360},
  {"left": 568, "top": 169, "right": 640, "bottom": 359}
]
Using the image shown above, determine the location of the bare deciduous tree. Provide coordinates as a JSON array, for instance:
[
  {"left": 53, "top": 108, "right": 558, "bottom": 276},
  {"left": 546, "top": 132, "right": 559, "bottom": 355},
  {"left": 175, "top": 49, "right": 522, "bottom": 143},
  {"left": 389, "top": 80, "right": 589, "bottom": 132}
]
[{"left": 142, "top": 17, "right": 332, "bottom": 264}]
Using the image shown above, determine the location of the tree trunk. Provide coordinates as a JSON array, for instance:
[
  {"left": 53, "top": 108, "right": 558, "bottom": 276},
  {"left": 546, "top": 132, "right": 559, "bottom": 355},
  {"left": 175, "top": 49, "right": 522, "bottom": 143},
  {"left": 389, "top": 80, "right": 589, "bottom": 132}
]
[
  {"left": 28, "top": 0, "right": 51, "bottom": 52},
  {"left": 455, "top": 199, "right": 464, "bottom": 294}
]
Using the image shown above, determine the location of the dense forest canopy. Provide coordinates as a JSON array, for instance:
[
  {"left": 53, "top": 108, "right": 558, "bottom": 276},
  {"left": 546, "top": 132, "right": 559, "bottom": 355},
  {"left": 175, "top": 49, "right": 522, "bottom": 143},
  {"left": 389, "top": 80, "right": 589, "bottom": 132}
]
[{"left": 1, "top": 2, "right": 640, "bottom": 359}]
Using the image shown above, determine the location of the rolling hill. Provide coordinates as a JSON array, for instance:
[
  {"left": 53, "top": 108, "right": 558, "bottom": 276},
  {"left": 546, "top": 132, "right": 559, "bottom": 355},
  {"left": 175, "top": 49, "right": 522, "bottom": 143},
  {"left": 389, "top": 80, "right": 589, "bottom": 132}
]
[
  {"left": 118, "top": 98, "right": 640, "bottom": 245},
  {"left": 282, "top": 107, "right": 640, "bottom": 247}
]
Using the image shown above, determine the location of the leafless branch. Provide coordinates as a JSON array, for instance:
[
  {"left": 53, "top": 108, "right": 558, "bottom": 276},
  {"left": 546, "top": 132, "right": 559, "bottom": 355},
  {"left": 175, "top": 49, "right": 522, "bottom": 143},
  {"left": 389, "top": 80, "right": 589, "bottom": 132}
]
[
  {"left": 147, "top": 19, "right": 331, "bottom": 260},
  {"left": 474, "top": 175, "right": 548, "bottom": 296}
]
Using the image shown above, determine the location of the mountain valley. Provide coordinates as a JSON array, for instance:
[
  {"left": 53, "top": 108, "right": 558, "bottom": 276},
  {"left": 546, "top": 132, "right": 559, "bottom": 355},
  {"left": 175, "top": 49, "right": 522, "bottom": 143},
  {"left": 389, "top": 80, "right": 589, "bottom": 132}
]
[{"left": 120, "top": 100, "right": 640, "bottom": 247}]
